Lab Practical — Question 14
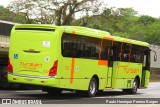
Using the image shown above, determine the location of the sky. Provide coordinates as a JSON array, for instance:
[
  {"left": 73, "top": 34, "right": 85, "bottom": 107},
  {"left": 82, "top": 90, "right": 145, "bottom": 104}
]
[
  {"left": 0, "top": 0, "right": 10, "bottom": 7},
  {"left": 105, "top": 0, "right": 160, "bottom": 18},
  {"left": 0, "top": 0, "right": 160, "bottom": 18}
]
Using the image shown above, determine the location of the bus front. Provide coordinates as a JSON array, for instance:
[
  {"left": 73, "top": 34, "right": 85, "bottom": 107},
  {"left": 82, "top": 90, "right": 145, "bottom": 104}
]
[{"left": 8, "top": 24, "right": 61, "bottom": 87}]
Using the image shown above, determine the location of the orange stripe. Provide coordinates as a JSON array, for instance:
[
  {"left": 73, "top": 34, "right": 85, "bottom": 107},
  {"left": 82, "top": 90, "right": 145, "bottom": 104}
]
[
  {"left": 129, "top": 44, "right": 132, "bottom": 62},
  {"left": 99, "top": 39, "right": 103, "bottom": 59},
  {"left": 72, "top": 31, "right": 76, "bottom": 34},
  {"left": 112, "top": 41, "right": 114, "bottom": 46},
  {"left": 70, "top": 58, "right": 75, "bottom": 84},
  {"left": 98, "top": 60, "right": 108, "bottom": 66},
  {"left": 103, "top": 37, "right": 114, "bottom": 41},
  {"left": 120, "top": 43, "right": 123, "bottom": 61}
]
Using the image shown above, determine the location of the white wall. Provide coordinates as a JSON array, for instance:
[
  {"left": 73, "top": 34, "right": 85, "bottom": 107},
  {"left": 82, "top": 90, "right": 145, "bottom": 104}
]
[{"left": 150, "top": 45, "right": 160, "bottom": 68}]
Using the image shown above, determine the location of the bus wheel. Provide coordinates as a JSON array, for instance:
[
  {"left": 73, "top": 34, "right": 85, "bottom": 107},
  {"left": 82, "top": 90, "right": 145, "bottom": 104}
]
[
  {"left": 87, "top": 77, "right": 97, "bottom": 97},
  {"left": 130, "top": 78, "right": 138, "bottom": 94},
  {"left": 123, "top": 79, "right": 138, "bottom": 94}
]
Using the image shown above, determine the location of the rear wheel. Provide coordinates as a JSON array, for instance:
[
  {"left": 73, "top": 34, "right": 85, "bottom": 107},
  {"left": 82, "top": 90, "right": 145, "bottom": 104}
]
[
  {"left": 76, "top": 77, "right": 98, "bottom": 97},
  {"left": 87, "top": 77, "right": 97, "bottom": 97}
]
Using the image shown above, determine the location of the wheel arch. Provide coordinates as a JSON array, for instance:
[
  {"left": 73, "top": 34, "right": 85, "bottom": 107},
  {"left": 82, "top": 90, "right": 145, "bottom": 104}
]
[{"left": 92, "top": 75, "right": 99, "bottom": 90}]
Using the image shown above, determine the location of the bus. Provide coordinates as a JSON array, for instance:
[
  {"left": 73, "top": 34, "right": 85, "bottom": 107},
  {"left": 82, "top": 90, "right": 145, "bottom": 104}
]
[{"left": 8, "top": 24, "right": 151, "bottom": 97}]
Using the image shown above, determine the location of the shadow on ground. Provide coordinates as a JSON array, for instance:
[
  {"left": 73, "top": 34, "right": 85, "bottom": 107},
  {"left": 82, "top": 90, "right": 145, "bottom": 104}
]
[{"left": 16, "top": 90, "right": 144, "bottom": 100}]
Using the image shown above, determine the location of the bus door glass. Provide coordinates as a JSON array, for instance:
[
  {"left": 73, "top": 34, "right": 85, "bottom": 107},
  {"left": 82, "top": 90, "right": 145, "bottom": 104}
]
[
  {"left": 100, "top": 39, "right": 113, "bottom": 87},
  {"left": 142, "top": 48, "right": 150, "bottom": 87}
]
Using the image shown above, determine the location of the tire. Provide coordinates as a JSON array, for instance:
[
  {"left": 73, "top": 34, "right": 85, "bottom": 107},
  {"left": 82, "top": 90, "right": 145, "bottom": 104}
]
[
  {"left": 123, "top": 79, "right": 138, "bottom": 94},
  {"left": 87, "top": 77, "right": 97, "bottom": 97},
  {"left": 76, "top": 78, "right": 98, "bottom": 97},
  {"left": 130, "top": 78, "right": 138, "bottom": 94}
]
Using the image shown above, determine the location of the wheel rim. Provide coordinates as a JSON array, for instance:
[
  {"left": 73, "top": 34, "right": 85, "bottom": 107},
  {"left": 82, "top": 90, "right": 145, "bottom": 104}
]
[
  {"left": 133, "top": 81, "right": 137, "bottom": 93},
  {"left": 90, "top": 81, "right": 96, "bottom": 94}
]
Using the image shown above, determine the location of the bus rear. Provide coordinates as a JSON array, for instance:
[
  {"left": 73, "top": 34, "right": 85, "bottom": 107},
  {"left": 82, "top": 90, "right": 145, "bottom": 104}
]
[{"left": 8, "top": 24, "right": 61, "bottom": 87}]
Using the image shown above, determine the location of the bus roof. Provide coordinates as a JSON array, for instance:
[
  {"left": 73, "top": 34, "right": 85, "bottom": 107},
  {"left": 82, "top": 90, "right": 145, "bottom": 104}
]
[
  {"left": 61, "top": 26, "right": 149, "bottom": 47},
  {"left": 61, "top": 26, "right": 111, "bottom": 37},
  {"left": 13, "top": 24, "right": 149, "bottom": 47},
  {"left": 113, "top": 36, "right": 149, "bottom": 47}
]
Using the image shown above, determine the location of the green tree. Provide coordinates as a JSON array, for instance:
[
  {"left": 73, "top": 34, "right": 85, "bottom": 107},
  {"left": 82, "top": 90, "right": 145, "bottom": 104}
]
[
  {"left": 138, "top": 15, "right": 156, "bottom": 26},
  {"left": 8, "top": 0, "right": 104, "bottom": 25},
  {"left": 0, "top": 5, "right": 26, "bottom": 23}
]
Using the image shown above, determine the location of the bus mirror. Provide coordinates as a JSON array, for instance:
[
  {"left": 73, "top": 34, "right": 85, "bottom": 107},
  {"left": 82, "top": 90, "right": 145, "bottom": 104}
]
[
  {"left": 151, "top": 50, "right": 157, "bottom": 62},
  {"left": 154, "top": 52, "right": 157, "bottom": 62}
]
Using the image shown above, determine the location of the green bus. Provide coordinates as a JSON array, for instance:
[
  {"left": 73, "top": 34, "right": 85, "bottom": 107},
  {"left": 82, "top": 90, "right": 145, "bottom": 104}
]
[{"left": 8, "top": 24, "right": 151, "bottom": 97}]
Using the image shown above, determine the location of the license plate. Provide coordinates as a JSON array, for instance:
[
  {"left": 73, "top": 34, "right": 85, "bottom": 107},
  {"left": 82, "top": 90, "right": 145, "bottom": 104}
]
[{"left": 25, "top": 78, "right": 34, "bottom": 82}]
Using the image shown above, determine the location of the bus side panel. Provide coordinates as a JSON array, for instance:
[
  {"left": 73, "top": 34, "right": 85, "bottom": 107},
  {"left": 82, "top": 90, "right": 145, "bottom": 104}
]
[
  {"left": 106, "top": 67, "right": 113, "bottom": 87},
  {"left": 58, "top": 58, "right": 108, "bottom": 90},
  {"left": 112, "top": 61, "right": 142, "bottom": 89},
  {"left": 144, "top": 70, "right": 150, "bottom": 87}
]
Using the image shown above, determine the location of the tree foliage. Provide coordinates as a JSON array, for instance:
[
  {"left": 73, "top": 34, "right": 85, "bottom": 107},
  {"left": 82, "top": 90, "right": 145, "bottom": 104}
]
[
  {"left": 73, "top": 7, "right": 160, "bottom": 45},
  {"left": 8, "top": 0, "right": 103, "bottom": 25},
  {"left": 0, "top": 5, "right": 26, "bottom": 23}
]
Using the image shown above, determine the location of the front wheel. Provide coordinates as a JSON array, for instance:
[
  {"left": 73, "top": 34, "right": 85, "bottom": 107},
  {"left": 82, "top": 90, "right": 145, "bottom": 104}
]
[
  {"left": 130, "top": 79, "right": 138, "bottom": 94},
  {"left": 123, "top": 79, "right": 138, "bottom": 94}
]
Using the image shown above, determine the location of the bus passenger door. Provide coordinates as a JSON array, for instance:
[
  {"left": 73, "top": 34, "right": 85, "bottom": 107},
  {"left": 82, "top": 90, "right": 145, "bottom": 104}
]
[
  {"left": 106, "top": 46, "right": 114, "bottom": 88},
  {"left": 100, "top": 38, "right": 114, "bottom": 88},
  {"left": 141, "top": 49, "right": 150, "bottom": 87}
]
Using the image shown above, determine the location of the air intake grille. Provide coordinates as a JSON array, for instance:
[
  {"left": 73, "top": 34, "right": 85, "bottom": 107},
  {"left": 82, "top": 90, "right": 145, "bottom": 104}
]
[{"left": 15, "top": 28, "right": 55, "bottom": 31}]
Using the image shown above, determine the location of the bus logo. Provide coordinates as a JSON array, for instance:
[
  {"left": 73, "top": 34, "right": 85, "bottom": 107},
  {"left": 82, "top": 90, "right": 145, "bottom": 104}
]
[{"left": 14, "top": 54, "right": 18, "bottom": 59}]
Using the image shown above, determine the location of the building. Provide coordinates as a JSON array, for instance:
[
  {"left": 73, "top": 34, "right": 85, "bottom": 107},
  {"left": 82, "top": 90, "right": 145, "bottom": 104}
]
[
  {"left": 0, "top": 20, "right": 18, "bottom": 88},
  {"left": 150, "top": 45, "right": 160, "bottom": 81},
  {"left": 0, "top": 20, "right": 17, "bottom": 55}
]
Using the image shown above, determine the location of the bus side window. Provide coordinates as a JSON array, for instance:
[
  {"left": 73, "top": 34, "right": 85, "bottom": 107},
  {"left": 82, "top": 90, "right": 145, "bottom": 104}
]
[
  {"left": 143, "top": 55, "right": 146, "bottom": 67},
  {"left": 62, "top": 32, "right": 101, "bottom": 60},
  {"left": 121, "top": 43, "right": 131, "bottom": 62},
  {"left": 130, "top": 45, "right": 144, "bottom": 63},
  {"left": 100, "top": 40, "right": 112, "bottom": 60},
  {"left": 113, "top": 42, "right": 121, "bottom": 61}
]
